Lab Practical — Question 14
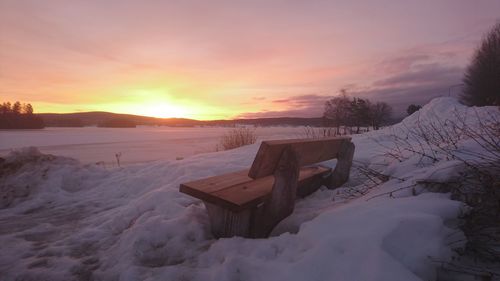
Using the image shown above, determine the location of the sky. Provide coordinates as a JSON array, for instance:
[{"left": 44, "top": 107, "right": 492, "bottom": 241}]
[{"left": 0, "top": 0, "right": 499, "bottom": 119}]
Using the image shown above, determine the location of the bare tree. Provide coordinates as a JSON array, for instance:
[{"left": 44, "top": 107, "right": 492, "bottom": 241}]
[
  {"left": 371, "top": 102, "right": 392, "bottom": 130},
  {"left": 324, "top": 90, "right": 351, "bottom": 135},
  {"left": 349, "top": 97, "right": 372, "bottom": 133},
  {"left": 461, "top": 22, "right": 500, "bottom": 106},
  {"left": 324, "top": 91, "right": 393, "bottom": 133}
]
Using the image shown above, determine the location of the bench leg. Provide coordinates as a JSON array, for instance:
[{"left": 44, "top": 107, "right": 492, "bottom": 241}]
[
  {"left": 204, "top": 202, "right": 254, "bottom": 238},
  {"left": 251, "top": 146, "right": 300, "bottom": 238},
  {"left": 296, "top": 171, "right": 328, "bottom": 198},
  {"left": 203, "top": 147, "right": 304, "bottom": 238},
  {"left": 327, "top": 140, "right": 355, "bottom": 189}
]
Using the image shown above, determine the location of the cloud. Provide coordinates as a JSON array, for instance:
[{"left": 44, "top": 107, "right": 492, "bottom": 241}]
[
  {"left": 252, "top": 96, "right": 266, "bottom": 101},
  {"left": 272, "top": 99, "right": 289, "bottom": 103},
  {"left": 376, "top": 54, "right": 431, "bottom": 73},
  {"left": 353, "top": 53, "right": 465, "bottom": 116},
  {"left": 271, "top": 94, "right": 327, "bottom": 105},
  {"left": 238, "top": 94, "right": 329, "bottom": 118},
  {"left": 239, "top": 52, "right": 466, "bottom": 118},
  {"left": 373, "top": 63, "right": 462, "bottom": 88}
]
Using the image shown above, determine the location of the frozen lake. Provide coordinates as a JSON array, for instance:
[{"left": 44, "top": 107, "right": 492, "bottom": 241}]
[{"left": 0, "top": 126, "right": 307, "bottom": 166}]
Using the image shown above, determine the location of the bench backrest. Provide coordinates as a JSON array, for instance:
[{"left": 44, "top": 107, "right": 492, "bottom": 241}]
[{"left": 248, "top": 137, "right": 351, "bottom": 179}]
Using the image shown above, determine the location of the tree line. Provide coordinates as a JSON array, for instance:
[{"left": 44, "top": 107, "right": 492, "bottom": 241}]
[
  {"left": 0, "top": 101, "right": 45, "bottom": 129},
  {"left": 323, "top": 91, "right": 393, "bottom": 134}
]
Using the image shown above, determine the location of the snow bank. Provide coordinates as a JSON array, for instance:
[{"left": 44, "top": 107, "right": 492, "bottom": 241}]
[
  {"left": 352, "top": 97, "right": 498, "bottom": 167},
  {"left": 1, "top": 97, "right": 495, "bottom": 281},
  {"left": 0, "top": 147, "right": 80, "bottom": 209}
]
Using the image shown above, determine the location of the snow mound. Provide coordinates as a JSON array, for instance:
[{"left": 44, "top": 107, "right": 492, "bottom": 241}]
[
  {"left": 401, "top": 97, "right": 463, "bottom": 124},
  {"left": 0, "top": 147, "right": 82, "bottom": 209},
  {"left": 353, "top": 97, "right": 498, "bottom": 165},
  {"left": 393, "top": 97, "right": 498, "bottom": 134},
  {"left": 1, "top": 97, "right": 497, "bottom": 280}
]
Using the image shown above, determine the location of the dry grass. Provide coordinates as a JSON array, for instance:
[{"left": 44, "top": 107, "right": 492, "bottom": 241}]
[
  {"left": 302, "top": 126, "right": 338, "bottom": 138},
  {"left": 216, "top": 127, "right": 257, "bottom": 151}
]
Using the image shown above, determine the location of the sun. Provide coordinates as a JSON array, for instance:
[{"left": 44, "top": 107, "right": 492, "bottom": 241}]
[
  {"left": 109, "top": 100, "right": 193, "bottom": 119},
  {"left": 141, "top": 101, "right": 189, "bottom": 118}
]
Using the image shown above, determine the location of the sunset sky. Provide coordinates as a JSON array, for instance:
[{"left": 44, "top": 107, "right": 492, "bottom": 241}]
[{"left": 1, "top": 0, "right": 499, "bottom": 119}]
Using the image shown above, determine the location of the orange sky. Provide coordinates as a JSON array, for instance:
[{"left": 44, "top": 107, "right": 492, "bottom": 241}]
[{"left": 1, "top": 0, "right": 499, "bottom": 119}]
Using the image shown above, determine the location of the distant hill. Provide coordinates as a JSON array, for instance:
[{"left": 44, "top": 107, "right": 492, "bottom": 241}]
[
  {"left": 37, "top": 112, "right": 326, "bottom": 127},
  {"left": 38, "top": 112, "right": 196, "bottom": 127}
]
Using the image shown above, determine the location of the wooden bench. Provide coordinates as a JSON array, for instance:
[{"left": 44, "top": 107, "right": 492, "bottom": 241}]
[{"left": 179, "top": 137, "right": 355, "bottom": 238}]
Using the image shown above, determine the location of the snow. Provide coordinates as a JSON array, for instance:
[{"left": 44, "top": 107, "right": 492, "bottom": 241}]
[
  {"left": 0, "top": 126, "right": 308, "bottom": 166},
  {"left": 0, "top": 97, "right": 497, "bottom": 281}
]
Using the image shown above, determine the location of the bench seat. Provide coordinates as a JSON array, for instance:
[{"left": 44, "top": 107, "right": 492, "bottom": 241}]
[{"left": 180, "top": 166, "right": 330, "bottom": 212}]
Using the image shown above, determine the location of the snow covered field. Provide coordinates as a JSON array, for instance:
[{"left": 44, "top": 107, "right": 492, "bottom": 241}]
[
  {"left": 0, "top": 126, "right": 306, "bottom": 166},
  {"left": 0, "top": 98, "right": 498, "bottom": 281}
]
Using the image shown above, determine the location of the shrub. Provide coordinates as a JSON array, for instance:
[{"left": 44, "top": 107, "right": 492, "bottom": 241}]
[
  {"left": 217, "top": 127, "right": 257, "bottom": 151},
  {"left": 461, "top": 22, "right": 500, "bottom": 106},
  {"left": 374, "top": 109, "right": 500, "bottom": 268},
  {"left": 406, "top": 104, "right": 422, "bottom": 115}
]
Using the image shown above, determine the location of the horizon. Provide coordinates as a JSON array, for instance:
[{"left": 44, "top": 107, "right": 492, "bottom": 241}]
[
  {"left": 36, "top": 109, "right": 328, "bottom": 122},
  {"left": 1, "top": 0, "right": 499, "bottom": 119}
]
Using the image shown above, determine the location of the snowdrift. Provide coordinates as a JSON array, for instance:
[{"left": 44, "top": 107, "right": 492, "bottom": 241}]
[{"left": 0, "top": 97, "right": 497, "bottom": 281}]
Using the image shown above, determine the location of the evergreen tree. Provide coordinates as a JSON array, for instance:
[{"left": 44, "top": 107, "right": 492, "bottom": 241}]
[
  {"left": 24, "top": 103, "right": 34, "bottom": 114},
  {"left": 12, "top": 101, "right": 22, "bottom": 114},
  {"left": 461, "top": 22, "right": 500, "bottom": 106},
  {"left": 1, "top": 102, "right": 12, "bottom": 114}
]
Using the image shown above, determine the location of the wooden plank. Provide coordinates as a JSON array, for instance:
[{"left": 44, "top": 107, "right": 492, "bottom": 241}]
[
  {"left": 179, "top": 169, "right": 252, "bottom": 202},
  {"left": 212, "top": 176, "right": 274, "bottom": 210},
  {"left": 248, "top": 137, "right": 351, "bottom": 179},
  {"left": 179, "top": 166, "right": 330, "bottom": 211},
  {"left": 210, "top": 166, "right": 330, "bottom": 211}
]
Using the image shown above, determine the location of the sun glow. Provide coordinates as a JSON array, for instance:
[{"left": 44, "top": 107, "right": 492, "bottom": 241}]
[
  {"left": 33, "top": 84, "right": 246, "bottom": 120},
  {"left": 98, "top": 88, "right": 207, "bottom": 119},
  {"left": 124, "top": 101, "right": 190, "bottom": 119}
]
